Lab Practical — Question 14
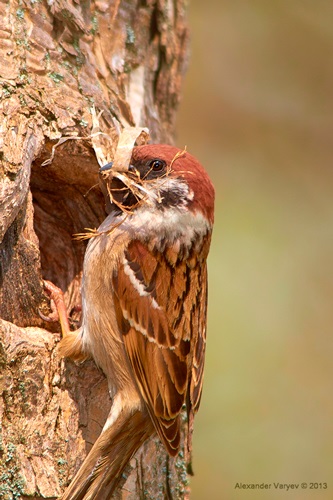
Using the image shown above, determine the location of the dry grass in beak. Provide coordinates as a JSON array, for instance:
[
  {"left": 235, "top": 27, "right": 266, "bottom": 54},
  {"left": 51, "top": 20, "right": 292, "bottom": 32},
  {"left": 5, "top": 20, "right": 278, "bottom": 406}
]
[
  {"left": 105, "top": 172, "right": 145, "bottom": 212},
  {"left": 104, "top": 169, "right": 161, "bottom": 212},
  {"left": 74, "top": 147, "right": 188, "bottom": 241}
]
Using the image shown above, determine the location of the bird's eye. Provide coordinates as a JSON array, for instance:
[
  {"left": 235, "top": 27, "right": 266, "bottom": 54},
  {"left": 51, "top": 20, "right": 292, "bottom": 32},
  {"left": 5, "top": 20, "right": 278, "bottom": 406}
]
[{"left": 149, "top": 159, "right": 166, "bottom": 171}]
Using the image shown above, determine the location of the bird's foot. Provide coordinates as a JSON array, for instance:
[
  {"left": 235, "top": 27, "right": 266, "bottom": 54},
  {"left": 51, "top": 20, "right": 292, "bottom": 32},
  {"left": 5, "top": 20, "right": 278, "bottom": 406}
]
[{"left": 40, "top": 280, "right": 71, "bottom": 338}]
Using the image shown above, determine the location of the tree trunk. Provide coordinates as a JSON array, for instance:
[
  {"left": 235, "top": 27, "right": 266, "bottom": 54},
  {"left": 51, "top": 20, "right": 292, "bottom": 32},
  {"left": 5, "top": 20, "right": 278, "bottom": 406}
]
[{"left": 0, "top": 1, "right": 189, "bottom": 497}]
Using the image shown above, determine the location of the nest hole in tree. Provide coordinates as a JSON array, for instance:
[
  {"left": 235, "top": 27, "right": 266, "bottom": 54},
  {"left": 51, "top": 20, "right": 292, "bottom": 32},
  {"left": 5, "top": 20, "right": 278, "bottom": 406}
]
[{"left": 30, "top": 142, "right": 106, "bottom": 321}]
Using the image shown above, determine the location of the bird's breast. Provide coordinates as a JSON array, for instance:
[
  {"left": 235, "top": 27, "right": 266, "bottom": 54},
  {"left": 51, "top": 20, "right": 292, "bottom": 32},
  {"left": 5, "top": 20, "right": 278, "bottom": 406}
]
[{"left": 80, "top": 227, "right": 135, "bottom": 394}]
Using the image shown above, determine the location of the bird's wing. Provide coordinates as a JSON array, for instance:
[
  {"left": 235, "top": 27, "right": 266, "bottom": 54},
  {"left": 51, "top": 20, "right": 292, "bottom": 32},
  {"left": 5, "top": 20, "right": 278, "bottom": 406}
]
[{"left": 112, "top": 238, "right": 208, "bottom": 455}]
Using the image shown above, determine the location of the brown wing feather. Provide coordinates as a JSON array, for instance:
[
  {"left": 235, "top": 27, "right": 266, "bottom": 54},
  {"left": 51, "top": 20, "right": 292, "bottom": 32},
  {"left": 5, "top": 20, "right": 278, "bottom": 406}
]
[{"left": 112, "top": 239, "right": 208, "bottom": 454}]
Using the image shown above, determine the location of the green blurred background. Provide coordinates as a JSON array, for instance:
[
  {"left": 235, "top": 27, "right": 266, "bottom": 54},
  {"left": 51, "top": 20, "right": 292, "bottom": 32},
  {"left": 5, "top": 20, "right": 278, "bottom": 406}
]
[{"left": 176, "top": 1, "right": 333, "bottom": 499}]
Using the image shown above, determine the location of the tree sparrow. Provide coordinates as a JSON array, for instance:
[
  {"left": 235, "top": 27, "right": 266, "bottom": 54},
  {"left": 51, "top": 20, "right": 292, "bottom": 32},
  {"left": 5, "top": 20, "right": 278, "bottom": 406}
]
[{"left": 55, "top": 144, "right": 215, "bottom": 499}]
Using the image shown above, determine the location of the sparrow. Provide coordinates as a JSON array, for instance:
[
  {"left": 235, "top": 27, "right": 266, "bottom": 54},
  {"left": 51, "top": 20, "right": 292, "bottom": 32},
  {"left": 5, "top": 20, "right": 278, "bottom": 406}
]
[{"left": 56, "top": 144, "right": 215, "bottom": 499}]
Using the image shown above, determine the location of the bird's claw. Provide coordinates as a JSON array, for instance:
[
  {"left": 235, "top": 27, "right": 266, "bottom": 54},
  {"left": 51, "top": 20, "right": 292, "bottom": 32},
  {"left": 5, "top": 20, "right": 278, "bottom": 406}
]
[
  {"left": 38, "top": 308, "right": 59, "bottom": 323},
  {"left": 40, "top": 280, "right": 71, "bottom": 338}
]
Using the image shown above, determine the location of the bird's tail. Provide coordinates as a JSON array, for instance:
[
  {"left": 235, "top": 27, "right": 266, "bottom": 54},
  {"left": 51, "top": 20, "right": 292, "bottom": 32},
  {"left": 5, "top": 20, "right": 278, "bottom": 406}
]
[{"left": 61, "top": 407, "right": 154, "bottom": 500}]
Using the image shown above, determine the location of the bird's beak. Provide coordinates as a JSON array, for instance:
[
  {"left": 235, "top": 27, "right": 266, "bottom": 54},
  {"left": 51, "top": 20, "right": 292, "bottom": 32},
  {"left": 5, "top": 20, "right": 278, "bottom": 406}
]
[
  {"left": 99, "top": 161, "right": 136, "bottom": 215},
  {"left": 99, "top": 162, "right": 135, "bottom": 174},
  {"left": 99, "top": 162, "right": 113, "bottom": 173},
  {"left": 99, "top": 162, "right": 114, "bottom": 214}
]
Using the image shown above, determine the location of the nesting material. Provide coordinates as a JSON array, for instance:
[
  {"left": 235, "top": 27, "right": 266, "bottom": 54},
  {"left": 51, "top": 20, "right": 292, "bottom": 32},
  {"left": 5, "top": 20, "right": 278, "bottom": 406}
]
[
  {"left": 76, "top": 147, "right": 187, "bottom": 242},
  {"left": 111, "top": 126, "right": 149, "bottom": 172}
]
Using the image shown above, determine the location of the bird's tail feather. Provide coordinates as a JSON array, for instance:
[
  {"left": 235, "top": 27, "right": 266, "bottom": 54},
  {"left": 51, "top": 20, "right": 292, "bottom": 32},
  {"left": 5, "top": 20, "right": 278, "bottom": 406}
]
[{"left": 61, "top": 408, "right": 154, "bottom": 500}]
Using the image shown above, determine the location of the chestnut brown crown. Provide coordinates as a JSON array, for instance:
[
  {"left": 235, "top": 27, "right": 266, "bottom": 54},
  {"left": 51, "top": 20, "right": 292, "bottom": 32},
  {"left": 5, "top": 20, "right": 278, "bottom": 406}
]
[
  {"left": 130, "top": 144, "right": 215, "bottom": 225},
  {"left": 101, "top": 144, "right": 215, "bottom": 225}
]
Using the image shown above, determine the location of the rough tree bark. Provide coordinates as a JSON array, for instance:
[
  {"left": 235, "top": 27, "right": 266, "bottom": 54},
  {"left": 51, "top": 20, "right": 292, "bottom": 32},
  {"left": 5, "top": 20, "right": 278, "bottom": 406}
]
[{"left": 0, "top": 1, "right": 190, "bottom": 498}]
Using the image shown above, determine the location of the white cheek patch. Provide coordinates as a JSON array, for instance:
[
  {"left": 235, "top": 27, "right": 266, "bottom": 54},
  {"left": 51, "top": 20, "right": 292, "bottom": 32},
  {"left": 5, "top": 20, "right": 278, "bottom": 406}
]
[
  {"left": 142, "top": 177, "right": 191, "bottom": 208},
  {"left": 126, "top": 178, "right": 211, "bottom": 242}
]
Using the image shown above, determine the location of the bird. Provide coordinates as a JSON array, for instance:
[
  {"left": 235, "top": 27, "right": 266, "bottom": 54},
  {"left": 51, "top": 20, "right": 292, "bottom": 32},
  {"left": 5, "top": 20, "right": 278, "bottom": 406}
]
[{"left": 53, "top": 144, "right": 215, "bottom": 499}]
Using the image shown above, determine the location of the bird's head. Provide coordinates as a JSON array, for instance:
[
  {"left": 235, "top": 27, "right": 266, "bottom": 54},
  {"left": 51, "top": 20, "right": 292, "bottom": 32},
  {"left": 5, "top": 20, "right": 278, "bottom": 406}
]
[{"left": 99, "top": 144, "right": 215, "bottom": 228}]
